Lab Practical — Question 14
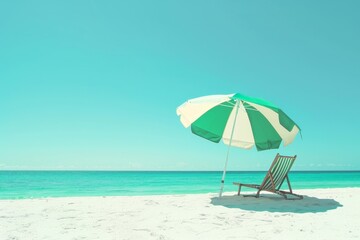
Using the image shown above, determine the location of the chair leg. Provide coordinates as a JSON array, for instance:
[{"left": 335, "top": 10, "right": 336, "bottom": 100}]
[
  {"left": 276, "top": 190, "right": 303, "bottom": 200},
  {"left": 276, "top": 191, "right": 288, "bottom": 200},
  {"left": 237, "top": 185, "right": 242, "bottom": 196},
  {"left": 286, "top": 176, "right": 293, "bottom": 194},
  {"left": 288, "top": 192, "right": 303, "bottom": 200}
]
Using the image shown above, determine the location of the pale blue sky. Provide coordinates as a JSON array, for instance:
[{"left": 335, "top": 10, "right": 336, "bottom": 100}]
[{"left": 1, "top": 0, "right": 359, "bottom": 170}]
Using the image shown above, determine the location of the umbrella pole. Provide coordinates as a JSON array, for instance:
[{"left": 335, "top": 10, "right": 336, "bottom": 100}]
[{"left": 219, "top": 100, "right": 240, "bottom": 197}]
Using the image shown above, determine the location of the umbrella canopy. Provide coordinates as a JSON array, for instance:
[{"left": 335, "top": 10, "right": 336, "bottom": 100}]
[{"left": 176, "top": 93, "right": 300, "bottom": 196}]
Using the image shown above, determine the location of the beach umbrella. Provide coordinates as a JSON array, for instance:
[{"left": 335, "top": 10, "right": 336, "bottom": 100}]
[{"left": 176, "top": 93, "right": 300, "bottom": 197}]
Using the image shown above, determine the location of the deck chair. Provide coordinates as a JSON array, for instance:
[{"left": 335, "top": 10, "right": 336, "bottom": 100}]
[{"left": 233, "top": 154, "right": 303, "bottom": 200}]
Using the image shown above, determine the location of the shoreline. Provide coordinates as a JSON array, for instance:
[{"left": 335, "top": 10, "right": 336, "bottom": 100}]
[
  {"left": 1, "top": 186, "right": 359, "bottom": 201},
  {"left": 2, "top": 171, "right": 359, "bottom": 200},
  {"left": 1, "top": 188, "right": 359, "bottom": 239}
]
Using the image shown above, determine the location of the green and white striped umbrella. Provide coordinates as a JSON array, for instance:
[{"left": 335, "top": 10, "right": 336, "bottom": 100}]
[{"left": 176, "top": 93, "right": 300, "bottom": 196}]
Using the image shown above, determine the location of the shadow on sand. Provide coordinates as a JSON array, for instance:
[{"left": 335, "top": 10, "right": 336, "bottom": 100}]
[{"left": 211, "top": 194, "right": 343, "bottom": 213}]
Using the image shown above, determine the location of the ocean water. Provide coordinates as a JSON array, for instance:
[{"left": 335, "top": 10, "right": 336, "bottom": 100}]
[{"left": 1, "top": 171, "right": 360, "bottom": 199}]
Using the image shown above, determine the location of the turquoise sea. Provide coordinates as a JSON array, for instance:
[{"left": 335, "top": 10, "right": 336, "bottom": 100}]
[{"left": 1, "top": 171, "right": 360, "bottom": 199}]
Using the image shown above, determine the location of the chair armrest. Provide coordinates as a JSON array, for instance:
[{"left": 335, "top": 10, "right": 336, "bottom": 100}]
[{"left": 233, "top": 182, "right": 260, "bottom": 188}]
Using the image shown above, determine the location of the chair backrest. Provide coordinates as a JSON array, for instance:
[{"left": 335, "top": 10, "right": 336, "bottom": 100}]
[{"left": 260, "top": 154, "right": 297, "bottom": 191}]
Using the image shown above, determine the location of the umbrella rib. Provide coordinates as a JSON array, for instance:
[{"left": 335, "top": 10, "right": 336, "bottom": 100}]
[
  {"left": 216, "top": 101, "right": 267, "bottom": 112},
  {"left": 218, "top": 103, "right": 236, "bottom": 108},
  {"left": 217, "top": 101, "right": 265, "bottom": 112},
  {"left": 218, "top": 104, "right": 261, "bottom": 112}
]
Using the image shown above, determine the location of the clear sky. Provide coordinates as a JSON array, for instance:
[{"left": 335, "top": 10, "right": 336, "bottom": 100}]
[{"left": 1, "top": 0, "right": 359, "bottom": 171}]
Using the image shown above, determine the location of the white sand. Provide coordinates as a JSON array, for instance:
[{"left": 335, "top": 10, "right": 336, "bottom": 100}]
[{"left": 1, "top": 188, "right": 359, "bottom": 240}]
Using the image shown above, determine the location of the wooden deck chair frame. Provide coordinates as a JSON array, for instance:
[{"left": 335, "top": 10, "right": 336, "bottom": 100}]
[{"left": 233, "top": 154, "right": 303, "bottom": 200}]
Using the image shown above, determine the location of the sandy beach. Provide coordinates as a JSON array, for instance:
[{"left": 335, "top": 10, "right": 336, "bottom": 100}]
[{"left": 1, "top": 188, "right": 359, "bottom": 240}]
